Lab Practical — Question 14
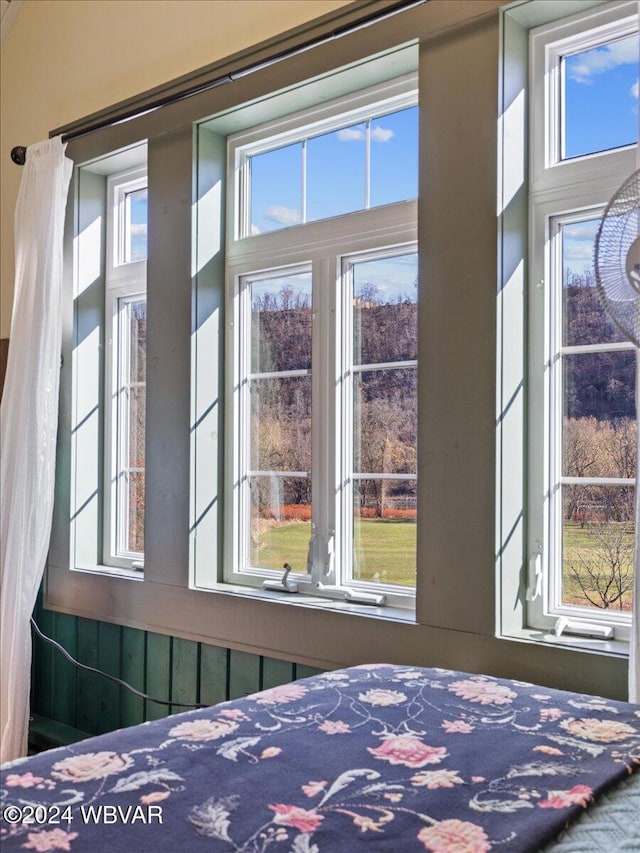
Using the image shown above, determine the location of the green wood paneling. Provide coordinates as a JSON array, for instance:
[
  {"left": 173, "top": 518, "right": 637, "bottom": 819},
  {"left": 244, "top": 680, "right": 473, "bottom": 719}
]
[
  {"left": 121, "top": 626, "right": 146, "bottom": 726},
  {"left": 295, "top": 664, "right": 323, "bottom": 680},
  {"left": 199, "top": 643, "right": 229, "bottom": 706},
  {"left": 75, "top": 618, "right": 99, "bottom": 733},
  {"left": 170, "top": 637, "right": 199, "bottom": 713},
  {"left": 51, "top": 612, "right": 77, "bottom": 728},
  {"left": 228, "top": 649, "right": 261, "bottom": 699},
  {"left": 262, "top": 657, "right": 295, "bottom": 690},
  {"left": 96, "top": 622, "right": 121, "bottom": 734},
  {"left": 31, "top": 603, "right": 55, "bottom": 721},
  {"left": 145, "top": 631, "right": 171, "bottom": 721}
]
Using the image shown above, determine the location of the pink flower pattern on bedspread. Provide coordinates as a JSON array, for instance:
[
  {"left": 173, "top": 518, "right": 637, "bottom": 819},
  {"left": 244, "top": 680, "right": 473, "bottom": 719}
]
[{"left": 1, "top": 665, "right": 639, "bottom": 852}]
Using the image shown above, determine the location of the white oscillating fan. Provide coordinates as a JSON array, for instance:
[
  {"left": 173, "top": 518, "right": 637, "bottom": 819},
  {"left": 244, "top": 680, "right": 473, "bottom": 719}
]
[{"left": 594, "top": 168, "right": 640, "bottom": 702}]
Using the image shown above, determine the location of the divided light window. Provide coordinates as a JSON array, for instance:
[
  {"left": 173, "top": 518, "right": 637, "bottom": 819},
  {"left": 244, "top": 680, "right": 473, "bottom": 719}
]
[
  {"left": 225, "top": 76, "right": 418, "bottom": 608},
  {"left": 230, "top": 74, "right": 418, "bottom": 239},
  {"left": 528, "top": 1, "right": 638, "bottom": 640},
  {"left": 105, "top": 166, "right": 148, "bottom": 569}
]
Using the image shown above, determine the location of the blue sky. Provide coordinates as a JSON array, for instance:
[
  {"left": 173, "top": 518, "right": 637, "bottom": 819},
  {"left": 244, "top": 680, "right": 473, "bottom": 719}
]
[
  {"left": 564, "top": 34, "right": 638, "bottom": 159},
  {"left": 129, "top": 188, "right": 148, "bottom": 261},
  {"left": 250, "top": 106, "right": 418, "bottom": 234},
  {"left": 560, "top": 34, "right": 638, "bottom": 276}
]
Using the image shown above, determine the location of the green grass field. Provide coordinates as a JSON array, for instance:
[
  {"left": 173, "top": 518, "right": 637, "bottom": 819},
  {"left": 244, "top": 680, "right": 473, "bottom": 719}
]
[
  {"left": 252, "top": 517, "right": 416, "bottom": 587},
  {"left": 562, "top": 521, "right": 634, "bottom": 611},
  {"left": 253, "top": 518, "right": 633, "bottom": 607}
]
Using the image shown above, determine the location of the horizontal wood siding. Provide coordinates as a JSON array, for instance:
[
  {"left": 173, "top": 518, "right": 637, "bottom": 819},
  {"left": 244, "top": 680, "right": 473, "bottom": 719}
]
[{"left": 29, "top": 597, "right": 322, "bottom": 746}]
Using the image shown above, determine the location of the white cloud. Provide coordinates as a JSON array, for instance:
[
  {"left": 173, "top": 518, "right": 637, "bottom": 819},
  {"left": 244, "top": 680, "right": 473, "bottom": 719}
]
[
  {"left": 565, "top": 242, "right": 593, "bottom": 261},
  {"left": 567, "top": 36, "right": 638, "bottom": 84},
  {"left": 336, "top": 125, "right": 395, "bottom": 142},
  {"left": 564, "top": 222, "right": 598, "bottom": 241},
  {"left": 337, "top": 127, "right": 365, "bottom": 141},
  {"left": 265, "top": 205, "right": 301, "bottom": 225},
  {"left": 130, "top": 223, "right": 147, "bottom": 237},
  {"left": 371, "top": 126, "right": 394, "bottom": 143},
  {"left": 632, "top": 79, "right": 639, "bottom": 99},
  {"left": 251, "top": 224, "right": 261, "bottom": 235}
]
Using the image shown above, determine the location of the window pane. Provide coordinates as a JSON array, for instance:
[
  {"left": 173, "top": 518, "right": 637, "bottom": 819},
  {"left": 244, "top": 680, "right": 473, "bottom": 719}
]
[
  {"left": 561, "top": 484, "right": 634, "bottom": 611},
  {"left": 353, "top": 368, "right": 417, "bottom": 474},
  {"left": 563, "top": 350, "right": 635, "bottom": 421},
  {"left": 251, "top": 274, "right": 312, "bottom": 372},
  {"left": 563, "top": 34, "right": 639, "bottom": 159},
  {"left": 129, "top": 300, "right": 146, "bottom": 382},
  {"left": 249, "top": 475, "right": 311, "bottom": 571},
  {"left": 370, "top": 107, "right": 418, "bottom": 207},
  {"left": 563, "top": 415, "right": 636, "bottom": 479},
  {"left": 353, "top": 253, "right": 418, "bottom": 365},
  {"left": 126, "top": 472, "right": 145, "bottom": 554},
  {"left": 352, "top": 478, "right": 416, "bottom": 587},
  {"left": 128, "top": 387, "right": 146, "bottom": 468},
  {"left": 250, "top": 142, "right": 302, "bottom": 234},
  {"left": 125, "top": 188, "right": 147, "bottom": 262},
  {"left": 561, "top": 219, "right": 627, "bottom": 345},
  {"left": 307, "top": 123, "right": 366, "bottom": 221},
  {"left": 250, "top": 376, "right": 311, "bottom": 472},
  {"left": 118, "top": 297, "right": 146, "bottom": 558}
]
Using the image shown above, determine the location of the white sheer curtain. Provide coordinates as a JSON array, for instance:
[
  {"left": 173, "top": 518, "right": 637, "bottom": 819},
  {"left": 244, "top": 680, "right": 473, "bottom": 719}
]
[{"left": 0, "top": 137, "right": 72, "bottom": 762}]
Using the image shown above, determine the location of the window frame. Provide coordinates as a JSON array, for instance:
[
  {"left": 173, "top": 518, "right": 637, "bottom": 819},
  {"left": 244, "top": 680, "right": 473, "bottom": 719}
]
[
  {"left": 529, "top": 0, "right": 638, "bottom": 189},
  {"left": 527, "top": 1, "right": 638, "bottom": 641},
  {"left": 103, "top": 166, "right": 147, "bottom": 571},
  {"left": 222, "top": 193, "right": 418, "bottom": 608},
  {"left": 228, "top": 73, "right": 418, "bottom": 242}
]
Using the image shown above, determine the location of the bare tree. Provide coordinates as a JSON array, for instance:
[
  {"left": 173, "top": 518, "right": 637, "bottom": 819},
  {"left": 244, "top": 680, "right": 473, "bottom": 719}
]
[{"left": 566, "top": 519, "right": 634, "bottom": 610}]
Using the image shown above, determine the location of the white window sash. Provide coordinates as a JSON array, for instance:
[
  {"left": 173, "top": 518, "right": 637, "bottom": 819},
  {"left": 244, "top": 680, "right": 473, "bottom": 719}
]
[
  {"left": 103, "top": 167, "right": 147, "bottom": 570},
  {"left": 224, "top": 237, "right": 417, "bottom": 609}
]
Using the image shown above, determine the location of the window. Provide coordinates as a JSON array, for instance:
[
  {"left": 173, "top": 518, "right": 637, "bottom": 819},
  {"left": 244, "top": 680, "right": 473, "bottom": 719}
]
[
  {"left": 52, "top": 1, "right": 633, "bottom": 699},
  {"left": 104, "top": 166, "right": 147, "bottom": 570},
  {"left": 527, "top": 1, "right": 638, "bottom": 641},
  {"left": 223, "top": 78, "right": 418, "bottom": 608}
]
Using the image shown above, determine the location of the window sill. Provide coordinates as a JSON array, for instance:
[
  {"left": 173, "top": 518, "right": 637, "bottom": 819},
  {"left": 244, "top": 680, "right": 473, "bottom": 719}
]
[
  {"left": 193, "top": 581, "right": 417, "bottom": 624},
  {"left": 70, "top": 564, "right": 144, "bottom": 581},
  {"left": 499, "top": 626, "right": 629, "bottom": 658}
]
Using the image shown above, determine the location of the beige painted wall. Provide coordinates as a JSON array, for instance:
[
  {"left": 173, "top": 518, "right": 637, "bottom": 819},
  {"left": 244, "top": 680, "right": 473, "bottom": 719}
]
[{"left": 0, "top": 0, "right": 349, "bottom": 338}]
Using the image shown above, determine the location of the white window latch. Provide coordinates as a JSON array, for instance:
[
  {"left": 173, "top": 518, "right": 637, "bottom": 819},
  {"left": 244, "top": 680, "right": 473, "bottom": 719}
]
[
  {"left": 526, "top": 551, "right": 543, "bottom": 601},
  {"left": 552, "top": 617, "right": 613, "bottom": 640}
]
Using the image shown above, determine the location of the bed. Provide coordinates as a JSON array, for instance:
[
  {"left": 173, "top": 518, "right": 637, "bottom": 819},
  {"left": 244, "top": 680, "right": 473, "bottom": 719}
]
[{"left": 1, "top": 664, "right": 639, "bottom": 852}]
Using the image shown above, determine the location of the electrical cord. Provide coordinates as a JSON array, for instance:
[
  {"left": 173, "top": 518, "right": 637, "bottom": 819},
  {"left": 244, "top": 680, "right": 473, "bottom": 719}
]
[{"left": 30, "top": 617, "right": 209, "bottom": 709}]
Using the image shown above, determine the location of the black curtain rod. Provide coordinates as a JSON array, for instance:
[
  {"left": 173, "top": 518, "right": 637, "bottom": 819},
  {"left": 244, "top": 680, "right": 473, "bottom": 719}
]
[{"left": 10, "top": 0, "right": 425, "bottom": 166}]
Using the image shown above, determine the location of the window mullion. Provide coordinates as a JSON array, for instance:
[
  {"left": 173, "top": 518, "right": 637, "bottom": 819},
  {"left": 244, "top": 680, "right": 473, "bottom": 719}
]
[
  {"left": 302, "top": 139, "right": 307, "bottom": 225},
  {"left": 365, "top": 120, "right": 371, "bottom": 209},
  {"left": 310, "top": 256, "right": 335, "bottom": 587},
  {"left": 238, "top": 276, "right": 252, "bottom": 574}
]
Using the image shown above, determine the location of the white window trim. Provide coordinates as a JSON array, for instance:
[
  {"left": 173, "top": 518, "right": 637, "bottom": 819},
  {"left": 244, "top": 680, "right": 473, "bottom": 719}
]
[
  {"left": 103, "top": 166, "right": 147, "bottom": 570},
  {"left": 529, "top": 0, "right": 637, "bottom": 192},
  {"left": 221, "top": 197, "right": 417, "bottom": 609},
  {"left": 527, "top": 1, "right": 638, "bottom": 641},
  {"left": 227, "top": 73, "right": 418, "bottom": 243},
  {"left": 221, "top": 73, "right": 419, "bottom": 609},
  {"left": 106, "top": 165, "right": 147, "bottom": 283}
]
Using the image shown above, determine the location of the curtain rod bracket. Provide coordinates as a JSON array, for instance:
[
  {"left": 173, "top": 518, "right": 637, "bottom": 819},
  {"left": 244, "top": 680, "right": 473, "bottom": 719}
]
[{"left": 11, "top": 146, "right": 27, "bottom": 165}]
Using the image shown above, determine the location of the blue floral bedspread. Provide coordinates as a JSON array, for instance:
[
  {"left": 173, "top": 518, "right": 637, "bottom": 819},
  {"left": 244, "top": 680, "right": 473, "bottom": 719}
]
[{"left": 1, "top": 664, "right": 639, "bottom": 852}]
